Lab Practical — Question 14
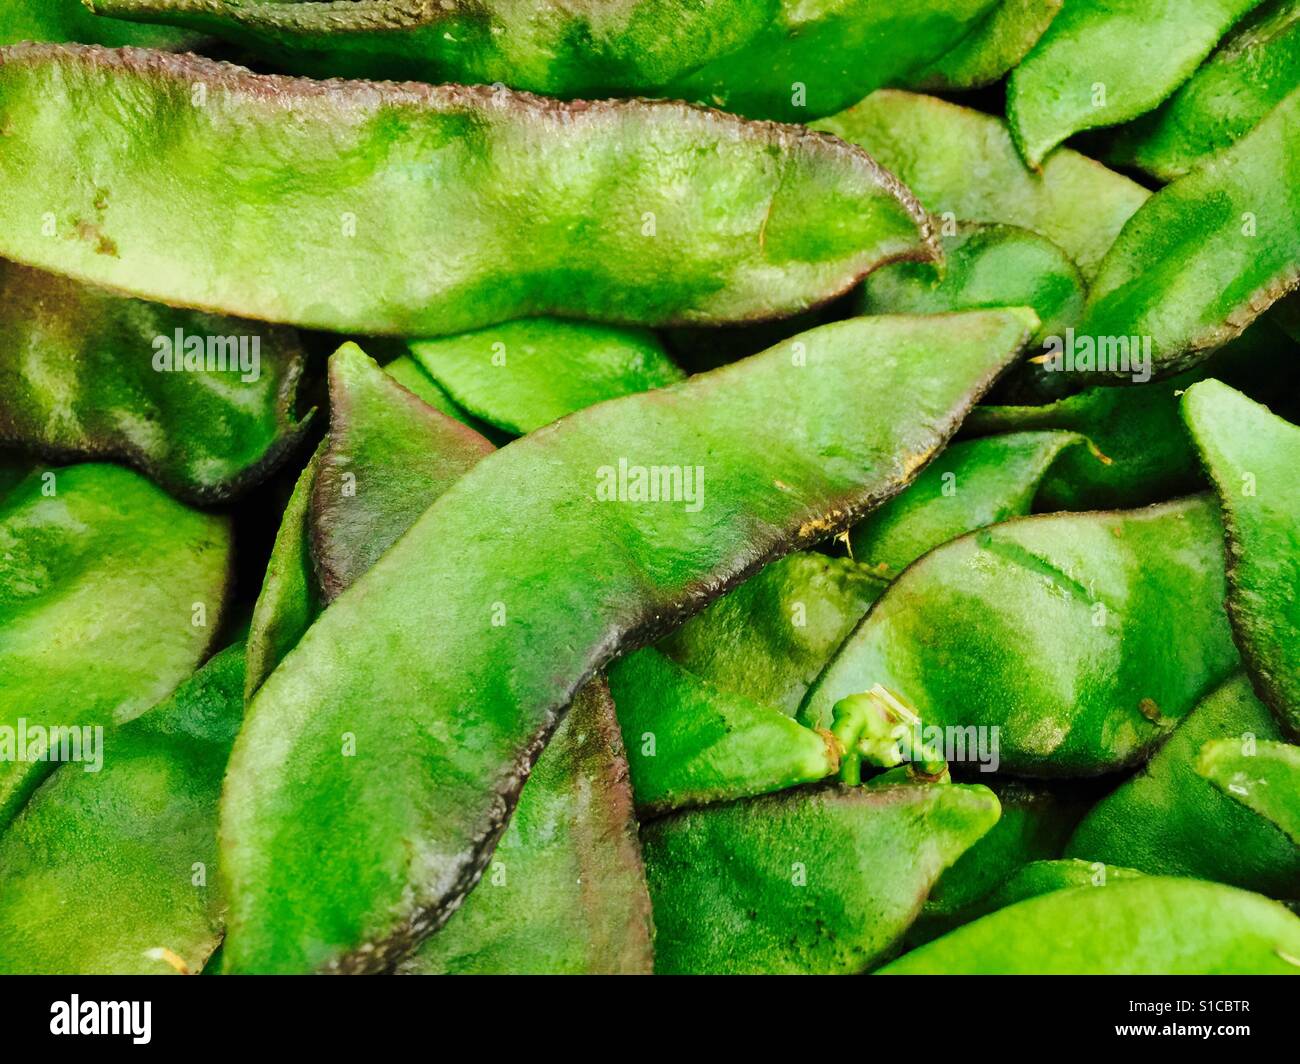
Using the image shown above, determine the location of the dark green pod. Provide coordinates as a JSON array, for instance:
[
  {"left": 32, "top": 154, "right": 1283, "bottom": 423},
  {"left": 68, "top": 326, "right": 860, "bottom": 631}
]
[
  {"left": 1, "top": 0, "right": 201, "bottom": 47},
  {"left": 0, "top": 44, "right": 936, "bottom": 335},
  {"left": 1198, "top": 738, "right": 1300, "bottom": 845},
  {"left": 219, "top": 310, "right": 1033, "bottom": 974},
  {"left": 903, "top": 0, "right": 1062, "bottom": 92},
  {"left": 643, "top": 783, "right": 1000, "bottom": 974},
  {"left": 0, "top": 260, "right": 309, "bottom": 503},
  {"left": 979, "top": 858, "right": 1145, "bottom": 913}
]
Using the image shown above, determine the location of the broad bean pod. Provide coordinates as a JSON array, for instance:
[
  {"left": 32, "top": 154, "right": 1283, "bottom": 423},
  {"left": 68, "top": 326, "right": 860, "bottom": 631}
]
[
  {"left": 904, "top": 0, "right": 1062, "bottom": 92},
  {"left": 1198, "top": 739, "right": 1300, "bottom": 844}
]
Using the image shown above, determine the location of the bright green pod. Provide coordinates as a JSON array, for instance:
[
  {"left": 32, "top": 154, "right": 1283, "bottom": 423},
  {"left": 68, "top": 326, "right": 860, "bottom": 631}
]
[
  {"left": 904, "top": 0, "right": 1062, "bottom": 92},
  {"left": 665, "top": 0, "right": 999, "bottom": 121},
  {"left": 0, "top": 643, "right": 245, "bottom": 975},
  {"left": 980, "top": 858, "right": 1145, "bottom": 912},
  {"left": 607, "top": 648, "right": 838, "bottom": 814},
  {"left": 0, "top": 463, "right": 231, "bottom": 828},
  {"left": 407, "top": 320, "right": 684, "bottom": 436},
  {"left": 1199, "top": 739, "right": 1300, "bottom": 844},
  {"left": 644, "top": 783, "right": 1001, "bottom": 974},
  {"left": 857, "top": 223, "right": 1086, "bottom": 343},
  {"left": 1077, "top": 91, "right": 1300, "bottom": 380},
  {"left": 906, "top": 781, "right": 1085, "bottom": 943},
  {"left": 403, "top": 680, "right": 654, "bottom": 975},
  {"left": 814, "top": 90, "right": 1149, "bottom": 279},
  {"left": 218, "top": 310, "right": 1034, "bottom": 974},
  {"left": 848, "top": 432, "right": 1088, "bottom": 580},
  {"left": 0, "top": 44, "right": 936, "bottom": 336},
  {"left": 1007, "top": 0, "right": 1266, "bottom": 167},
  {"left": 802, "top": 496, "right": 1239, "bottom": 776},
  {"left": 1, "top": 0, "right": 201, "bottom": 47},
  {"left": 311, "top": 344, "right": 493, "bottom": 601},
  {"left": 1110, "top": 0, "right": 1300, "bottom": 181},
  {"left": 0, "top": 260, "right": 309, "bottom": 503},
  {"left": 381, "top": 355, "right": 472, "bottom": 425},
  {"left": 878, "top": 877, "right": 1300, "bottom": 974},
  {"left": 1065, "top": 674, "right": 1300, "bottom": 897},
  {"left": 657, "top": 552, "right": 886, "bottom": 716},
  {"left": 88, "top": 0, "right": 778, "bottom": 96},
  {"left": 1183, "top": 380, "right": 1300, "bottom": 738}
]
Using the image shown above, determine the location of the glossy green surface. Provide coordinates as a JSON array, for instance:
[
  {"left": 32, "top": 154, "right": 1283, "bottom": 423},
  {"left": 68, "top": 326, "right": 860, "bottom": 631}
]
[
  {"left": 644, "top": 783, "right": 1000, "bottom": 974},
  {"left": 1078, "top": 91, "right": 1300, "bottom": 379},
  {"left": 218, "top": 310, "right": 1033, "bottom": 974},
  {"left": 0, "top": 644, "right": 245, "bottom": 975},
  {"left": 1184, "top": 380, "right": 1300, "bottom": 738},
  {"left": 1110, "top": 0, "right": 1300, "bottom": 180},
  {"left": 815, "top": 90, "right": 1149, "bottom": 278},
  {"left": 0, "top": 260, "right": 308, "bottom": 503},
  {"left": 803, "top": 497, "right": 1239, "bottom": 775},
  {"left": 0, "top": 44, "right": 936, "bottom": 336},
  {"left": 666, "top": 0, "right": 999, "bottom": 121},
  {"left": 1066, "top": 674, "right": 1300, "bottom": 897},
  {"left": 0, "top": 0, "right": 201, "bottom": 47},
  {"left": 90, "top": 0, "right": 776, "bottom": 95},
  {"left": 981, "top": 858, "right": 1144, "bottom": 912},
  {"left": 904, "top": 0, "right": 1062, "bottom": 91},
  {"left": 0, "top": 464, "right": 231, "bottom": 828},
  {"left": 879, "top": 877, "right": 1300, "bottom": 973},
  {"left": 408, "top": 320, "right": 684, "bottom": 436},
  {"left": 245, "top": 446, "right": 322, "bottom": 701},
  {"left": 857, "top": 224, "right": 1085, "bottom": 343},
  {"left": 405, "top": 680, "right": 654, "bottom": 975},
  {"left": 607, "top": 648, "right": 837, "bottom": 813},
  {"left": 849, "top": 431, "right": 1084, "bottom": 579},
  {"left": 908, "top": 781, "right": 1083, "bottom": 943},
  {"left": 1007, "top": 0, "right": 1265, "bottom": 167},
  {"left": 1199, "top": 738, "right": 1300, "bottom": 844},
  {"left": 311, "top": 344, "right": 493, "bottom": 600},
  {"left": 658, "top": 552, "right": 886, "bottom": 716}
]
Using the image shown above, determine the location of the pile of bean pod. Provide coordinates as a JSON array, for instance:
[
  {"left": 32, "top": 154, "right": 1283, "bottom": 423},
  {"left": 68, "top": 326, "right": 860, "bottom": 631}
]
[{"left": 0, "top": 0, "right": 1298, "bottom": 977}]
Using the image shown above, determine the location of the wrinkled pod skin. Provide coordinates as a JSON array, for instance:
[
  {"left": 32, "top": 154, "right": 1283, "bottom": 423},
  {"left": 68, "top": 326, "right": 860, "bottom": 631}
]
[{"left": 0, "top": 44, "right": 937, "bottom": 336}]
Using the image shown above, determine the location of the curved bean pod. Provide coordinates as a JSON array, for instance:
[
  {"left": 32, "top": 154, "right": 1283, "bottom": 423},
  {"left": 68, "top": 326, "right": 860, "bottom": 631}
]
[
  {"left": 1065, "top": 673, "right": 1300, "bottom": 896},
  {"left": 0, "top": 464, "right": 231, "bottom": 828},
  {"left": 878, "top": 877, "right": 1300, "bottom": 974},
  {"left": 0, "top": 260, "right": 309, "bottom": 503},
  {"left": 801, "top": 496, "right": 1239, "bottom": 776},
  {"left": 1198, "top": 738, "right": 1300, "bottom": 844},
  {"left": 978, "top": 858, "right": 1144, "bottom": 914},
  {"left": 1007, "top": 0, "right": 1266, "bottom": 167},
  {"left": 1077, "top": 90, "right": 1300, "bottom": 379},
  {"left": 813, "top": 89, "right": 1149, "bottom": 278},
  {"left": 1, "top": 0, "right": 201, "bottom": 48},
  {"left": 643, "top": 782, "right": 1000, "bottom": 974},
  {"left": 219, "top": 310, "right": 1034, "bottom": 973},
  {"left": 0, "top": 44, "right": 936, "bottom": 335},
  {"left": 1183, "top": 380, "right": 1300, "bottom": 737},
  {"left": 1109, "top": 0, "right": 1300, "bottom": 181},
  {"left": 904, "top": 0, "right": 1062, "bottom": 92}
]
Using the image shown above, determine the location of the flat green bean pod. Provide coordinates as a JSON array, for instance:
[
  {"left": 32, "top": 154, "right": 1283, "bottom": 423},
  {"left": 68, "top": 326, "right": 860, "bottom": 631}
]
[
  {"left": 1077, "top": 90, "right": 1300, "bottom": 380},
  {"left": 218, "top": 310, "right": 1034, "bottom": 974},
  {"left": 979, "top": 858, "right": 1144, "bottom": 913},
  {"left": 903, "top": 0, "right": 1062, "bottom": 92},
  {"left": 408, "top": 320, "right": 684, "bottom": 436},
  {"left": 643, "top": 782, "right": 1000, "bottom": 974},
  {"left": 1066, "top": 673, "right": 1300, "bottom": 897},
  {"left": 848, "top": 432, "right": 1088, "bottom": 580},
  {"left": 664, "top": 0, "right": 1000, "bottom": 121},
  {"left": 0, "top": 643, "right": 245, "bottom": 975},
  {"left": 1183, "top": 380, "right": 1300, "bottom": 738},
  {"left": 1, "top": 0, "right": 201, "bottom": 47},
  {"left": 0, "top": 260, "right": 309, "bottom": 503},
  {"left": 88, "top": 0, "right": 777, "bottom": 96},
  {"left": 802, "top": 496, "right": 1239, "bottom": 776},
  {"left": 1109, "top": 0, "right": 1300, "bottom": 181},
  {"left": 878, "top": 877, "right": 1300, "bottom": 974},
  {"left": 0, "top": 463, "right": 231, "bottom": 828},
  {"left": 1198, "top": 738, "right": 1300, "bottom": 844},
  {"left": 814, "top": 90, "right": 1149, "bottom": 278},
  {"left": 607, "top": 648, "right": 838, "bottom": 813},
  {"left": 0, "top": 44, "right": 937, "bottom": 336},
  {"left": 856, "top": 223, "right": 1086, "bottom": 344},
  {"left": 657, "top": 551, "right": 886, "bottom": 716},
  {"left": 1007, "top": 0, "right": 1267, "bottom": 167}
]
